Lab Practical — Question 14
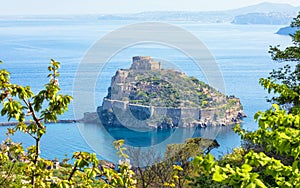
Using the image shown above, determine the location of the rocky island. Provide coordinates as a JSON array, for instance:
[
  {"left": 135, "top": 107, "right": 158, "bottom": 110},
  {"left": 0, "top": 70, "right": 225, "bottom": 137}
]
[{"left": 84, "top": 56, "right": 246, "bottom": 129}]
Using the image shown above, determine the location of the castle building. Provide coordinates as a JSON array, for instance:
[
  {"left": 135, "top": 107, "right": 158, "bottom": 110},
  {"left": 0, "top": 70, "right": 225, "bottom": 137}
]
[{"left": 130, "top": 56, "right": 161, "bottom": 70}]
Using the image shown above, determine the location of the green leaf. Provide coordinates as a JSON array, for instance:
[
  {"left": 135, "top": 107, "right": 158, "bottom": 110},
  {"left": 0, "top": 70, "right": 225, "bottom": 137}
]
[
  {"left": 212, "top": 166, "right": 226, "bottom": 182},
  {"left": 241, "top": 164, "right": 252, "bottom": 172},
  {"left": 255, "top": 179, "right": 267, "bottom": 188}
]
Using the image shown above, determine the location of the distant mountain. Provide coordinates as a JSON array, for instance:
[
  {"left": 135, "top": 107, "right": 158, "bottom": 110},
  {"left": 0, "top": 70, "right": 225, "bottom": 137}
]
[
  {"left": 230, "top": 2, "right": 299, "bottom": 25},
  {"left": 276, "top": 26, "right": 298, "bottom": 35},
  {"left": 98, "top": 2, "right": 299, "bottom": 23},
  {"left": 228, "top": 2, "right": 299, "bottom": 15},
  {"left": 232, "top": 12, "right": 294, "bottom": 25}
]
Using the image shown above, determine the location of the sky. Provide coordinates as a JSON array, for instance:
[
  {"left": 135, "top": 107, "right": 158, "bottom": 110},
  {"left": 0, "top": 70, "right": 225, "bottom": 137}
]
[{"left": 1, "top": 0, "right": 300, "bottom": 15}]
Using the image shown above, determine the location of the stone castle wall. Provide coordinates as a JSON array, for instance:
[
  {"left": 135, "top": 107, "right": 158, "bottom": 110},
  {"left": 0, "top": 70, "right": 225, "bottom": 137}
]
[
  {"left": 128, "top": 104, "right": 153, "bottom": 120},
  {"left": 200, "top": 108, "right": 216, "bottom": 119},
  {"left": 100, "top": 98, "right": 210, "bottom": 126},
  {"left": 102, "top": 99, "right": 129, "bottom": 111},
  {"left": 180, "top": 108, "right": 200, "bottom": 120},
  {"left": 85, "top": 98, "right": 244, "bottom": 128},
  {"left": 97, "top": 98, "right": 243, "bottom": 127}
]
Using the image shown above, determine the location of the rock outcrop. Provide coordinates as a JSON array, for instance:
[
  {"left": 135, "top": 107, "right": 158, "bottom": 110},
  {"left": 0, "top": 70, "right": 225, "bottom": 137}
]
[
  {"left": 83, "top": 56, "right": 246, "bottom": 129},
  {"left": 276, "top": 26, "right": 298, "bottom": 35}
]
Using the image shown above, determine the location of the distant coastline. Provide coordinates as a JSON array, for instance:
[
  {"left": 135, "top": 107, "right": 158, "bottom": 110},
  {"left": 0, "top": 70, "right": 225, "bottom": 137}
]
[
  {"left": 0, "top": 2, "right": 297, "bottom": 25},
  {"left": 0, "top": 119, "right": 80, "bottom": 126}
]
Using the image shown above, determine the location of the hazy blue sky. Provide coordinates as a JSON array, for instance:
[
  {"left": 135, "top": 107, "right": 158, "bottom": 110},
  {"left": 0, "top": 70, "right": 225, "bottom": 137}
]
[{"left": 1, "top": 0, "right": 300, "bottom": 15}]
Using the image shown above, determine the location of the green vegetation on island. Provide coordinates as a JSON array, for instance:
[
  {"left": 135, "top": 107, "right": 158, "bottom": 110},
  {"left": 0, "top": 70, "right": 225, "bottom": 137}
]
[
  {"left": 108, "top": 70, "right": 227, "bottom": 109},
  {"left": 94, "top": 56, "right": 245, "bottom": 128}
]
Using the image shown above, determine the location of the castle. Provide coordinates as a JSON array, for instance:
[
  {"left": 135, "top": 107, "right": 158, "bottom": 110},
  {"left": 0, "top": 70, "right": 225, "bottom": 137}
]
[
  {"left": 83, "top": 56, "right": 246, "bottom": 129},
  {"left": 130, "top": 56, "right": 161, "bottom": 70}
]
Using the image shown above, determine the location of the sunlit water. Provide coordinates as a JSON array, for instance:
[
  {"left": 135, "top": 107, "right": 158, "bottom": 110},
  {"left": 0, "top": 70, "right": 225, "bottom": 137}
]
[{"left": 0, "top": 18, "right": 291, "bottom": 162}]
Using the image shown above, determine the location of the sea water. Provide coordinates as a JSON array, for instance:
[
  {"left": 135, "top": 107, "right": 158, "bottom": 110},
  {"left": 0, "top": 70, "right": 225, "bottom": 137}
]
[{"left": 0, "top": 18, "right": 291, "bottom": 161}]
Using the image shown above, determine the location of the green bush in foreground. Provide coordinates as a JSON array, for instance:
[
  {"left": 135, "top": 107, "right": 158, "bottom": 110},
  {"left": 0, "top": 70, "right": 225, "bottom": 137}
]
[
  {"left": 0, "top": 60, "right": 136, "bottom": 187},
  {"left": 188, "top": 12, "right": 300, "bottom": 188}
]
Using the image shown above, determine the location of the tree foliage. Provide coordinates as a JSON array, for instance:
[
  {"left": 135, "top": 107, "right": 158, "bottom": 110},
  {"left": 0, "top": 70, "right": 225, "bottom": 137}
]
[
  {"left": 0, "top": 59, "right": 72, "bottom": 186},
  {"left": 189, "top": 12, "right": 300, "bottom": 187},
  {"left": 126, "top": 138, "right": 219, "bottom": 188},
  {"left": 261, "top": 14, "right": 300, "bottom": 113},
  {"left": 0, "top": 60, "right": 137, "bottom": 187}
]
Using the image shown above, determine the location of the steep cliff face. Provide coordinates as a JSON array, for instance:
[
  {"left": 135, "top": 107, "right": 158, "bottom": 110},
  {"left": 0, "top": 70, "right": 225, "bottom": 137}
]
[{"left": 84, "top": 56, "right": 246, "bottom": 129}]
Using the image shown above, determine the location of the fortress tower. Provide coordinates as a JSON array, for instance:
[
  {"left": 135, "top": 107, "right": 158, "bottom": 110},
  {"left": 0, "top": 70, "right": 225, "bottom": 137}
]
[{"left": 130, "top": 56, "right": 161, "bottom": 70}]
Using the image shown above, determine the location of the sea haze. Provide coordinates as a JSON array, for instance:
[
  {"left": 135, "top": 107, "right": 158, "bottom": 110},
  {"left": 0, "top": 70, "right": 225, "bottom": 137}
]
[{"left": 0, "top": 18, "right": 292, "bottom": 161}]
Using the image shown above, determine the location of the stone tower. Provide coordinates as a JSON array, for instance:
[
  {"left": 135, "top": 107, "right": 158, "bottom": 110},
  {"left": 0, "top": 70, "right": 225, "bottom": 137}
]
[{"left": 130, "top": 56, "right": 161, "bottom": 70}]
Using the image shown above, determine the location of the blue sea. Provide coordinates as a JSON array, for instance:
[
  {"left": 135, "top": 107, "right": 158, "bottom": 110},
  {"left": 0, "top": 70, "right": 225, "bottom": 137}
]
[{"left": 0, "top": 18, "right": 292, "bottom": 162}]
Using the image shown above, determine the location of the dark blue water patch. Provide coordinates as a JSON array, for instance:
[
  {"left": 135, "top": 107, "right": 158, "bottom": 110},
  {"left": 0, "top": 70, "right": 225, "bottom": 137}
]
[{"left": 104, "top": 126, "right": 175, "bottom": 147}]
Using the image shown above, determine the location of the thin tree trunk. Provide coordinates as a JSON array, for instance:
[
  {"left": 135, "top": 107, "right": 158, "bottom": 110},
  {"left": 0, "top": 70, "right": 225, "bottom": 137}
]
[{"left": 31, "top": 137, "right": 40, "bottom": 186}]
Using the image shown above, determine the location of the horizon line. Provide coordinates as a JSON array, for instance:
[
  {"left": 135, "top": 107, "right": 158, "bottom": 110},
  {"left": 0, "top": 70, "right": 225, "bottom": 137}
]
[{"left": 0, "top": 1, "right": 299, "bottom": 17}]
